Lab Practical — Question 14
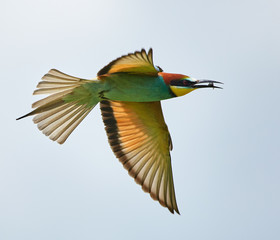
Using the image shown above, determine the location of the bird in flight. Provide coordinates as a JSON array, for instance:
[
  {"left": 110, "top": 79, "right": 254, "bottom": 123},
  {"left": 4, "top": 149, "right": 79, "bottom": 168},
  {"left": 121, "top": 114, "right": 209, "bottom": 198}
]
[{"left": 17, "top": 49, "right": 222, "bottom": 214}]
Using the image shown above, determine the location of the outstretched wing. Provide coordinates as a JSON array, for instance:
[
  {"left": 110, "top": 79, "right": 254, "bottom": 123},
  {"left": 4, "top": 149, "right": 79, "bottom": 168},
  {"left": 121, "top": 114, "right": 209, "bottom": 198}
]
[
  {"left": 100, "top": 100, "right": 179, "bottom": 214},
  {"left": 97, "top": 48, "right": 163, "bottom": 76}
]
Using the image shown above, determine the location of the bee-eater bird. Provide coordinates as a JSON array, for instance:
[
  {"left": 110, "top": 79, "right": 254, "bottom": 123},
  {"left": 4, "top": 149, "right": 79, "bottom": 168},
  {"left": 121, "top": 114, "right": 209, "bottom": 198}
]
[{"left": 17, "top": 49, "right": 222, "bottom": 214}]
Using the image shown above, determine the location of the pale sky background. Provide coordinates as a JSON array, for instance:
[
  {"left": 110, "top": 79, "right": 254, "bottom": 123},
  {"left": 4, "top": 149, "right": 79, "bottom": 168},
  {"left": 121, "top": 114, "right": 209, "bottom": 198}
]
[{"left": 1, "top": 0, "right": 279, "bottom": 239}]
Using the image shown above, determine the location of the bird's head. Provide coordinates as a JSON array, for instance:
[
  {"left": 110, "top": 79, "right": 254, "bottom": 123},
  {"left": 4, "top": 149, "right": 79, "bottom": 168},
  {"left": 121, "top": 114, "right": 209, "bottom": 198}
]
[{"left": 159, "top": 72, "right": 223, "bottom": 97}]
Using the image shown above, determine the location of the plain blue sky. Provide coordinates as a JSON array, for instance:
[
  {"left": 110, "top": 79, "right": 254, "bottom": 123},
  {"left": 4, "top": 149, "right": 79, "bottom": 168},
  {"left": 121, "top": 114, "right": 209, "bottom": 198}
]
[{"left": 1, "top": 0, "right": 279, "bottom": 239}]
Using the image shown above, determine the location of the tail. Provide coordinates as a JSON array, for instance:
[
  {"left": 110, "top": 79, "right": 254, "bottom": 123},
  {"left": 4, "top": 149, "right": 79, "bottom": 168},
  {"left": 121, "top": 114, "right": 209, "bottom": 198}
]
[{"left": 17, "top": 69, "right": 100, "bottom": 144}]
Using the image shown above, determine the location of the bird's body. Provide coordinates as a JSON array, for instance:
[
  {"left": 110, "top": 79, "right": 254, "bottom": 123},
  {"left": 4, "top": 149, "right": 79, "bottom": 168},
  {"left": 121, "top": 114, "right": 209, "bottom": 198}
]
[
  {"left": 98, "top": 73, "right": 174, "bottom": 102},
  {"left": 18, "top": 49, "right": 222, "bottom": 214},
  {"left": 71, "top": 73, "right": 173, "bottom": 104}
]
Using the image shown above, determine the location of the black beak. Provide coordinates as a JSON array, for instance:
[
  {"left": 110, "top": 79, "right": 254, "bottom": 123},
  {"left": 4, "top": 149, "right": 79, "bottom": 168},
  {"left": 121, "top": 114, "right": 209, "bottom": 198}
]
[{"left": 193, "top": 80, "right": 223, "bottom": 89}]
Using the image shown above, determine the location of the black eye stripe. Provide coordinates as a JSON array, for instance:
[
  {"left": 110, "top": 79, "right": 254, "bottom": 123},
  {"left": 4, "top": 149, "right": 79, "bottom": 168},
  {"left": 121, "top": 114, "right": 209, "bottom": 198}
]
[{"left": 170, "top": 80, "right": 192, "bottom": 86}]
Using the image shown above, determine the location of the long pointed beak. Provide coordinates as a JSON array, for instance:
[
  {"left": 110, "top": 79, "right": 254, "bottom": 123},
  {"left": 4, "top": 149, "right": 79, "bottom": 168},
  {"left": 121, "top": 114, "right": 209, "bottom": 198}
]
[{"left": 193, "top": 79, "right": 223, "bottom": 89}]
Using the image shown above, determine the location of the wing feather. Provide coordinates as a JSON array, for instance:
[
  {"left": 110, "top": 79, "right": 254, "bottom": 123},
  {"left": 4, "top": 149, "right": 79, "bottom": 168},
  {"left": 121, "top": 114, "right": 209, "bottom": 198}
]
[
  {"left": 100, "top": 100, "right": 179, "bottom": 214},
  {"left": 97, "top": 49, "right": 163, "bottom": 76}
]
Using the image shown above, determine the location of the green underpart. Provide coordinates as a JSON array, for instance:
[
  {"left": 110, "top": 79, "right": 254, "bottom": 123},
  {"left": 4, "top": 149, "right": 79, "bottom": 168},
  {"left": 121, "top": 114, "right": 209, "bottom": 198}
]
[{"left": 62, "top": 83, "right": 100, "bottom": 108}]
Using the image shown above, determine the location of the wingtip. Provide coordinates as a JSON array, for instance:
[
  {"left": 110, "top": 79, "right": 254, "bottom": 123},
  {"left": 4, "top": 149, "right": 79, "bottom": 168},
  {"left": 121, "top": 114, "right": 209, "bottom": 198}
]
[
  {"left": 168, "top": 206, "right": 180, "bottom": 215},
  {"left": 140, "top": 48, "right": 153, "bottom": 53}
]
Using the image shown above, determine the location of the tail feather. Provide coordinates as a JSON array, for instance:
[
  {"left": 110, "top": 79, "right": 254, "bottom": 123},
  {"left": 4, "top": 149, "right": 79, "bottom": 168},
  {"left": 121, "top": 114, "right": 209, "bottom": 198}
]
[
  {"left": 32, "top": 90, "right": 73, "bottom": 108},
  {"left": 46, "top": 69, "right": 81, "bottom": 80},
  {"left": 37, "top": 103, "right": 79, "bottom": 130},
  {"left": 33, "top": 102, "right": 77, "bottom": 123},
  {"left": 48, "top": 106, "right": 92, "bottom": 144},
  {"left": 33, "top": 86, "right": 76, "bottom": 95},
  {"left": 37, "top": 81, "right": 78, "bottom": 88},
  {"left": 17, "top": 99, "right": 66, "bottom": 120},
  {"left": 17, "top": 69, "right": 99, "bottom": 144}
]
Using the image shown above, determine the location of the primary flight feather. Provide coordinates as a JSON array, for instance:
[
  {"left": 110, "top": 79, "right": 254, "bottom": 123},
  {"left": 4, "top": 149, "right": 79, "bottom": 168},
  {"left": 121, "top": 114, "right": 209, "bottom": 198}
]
[{"left": 17, "top": 49, "right": 222, "bottom": 214}]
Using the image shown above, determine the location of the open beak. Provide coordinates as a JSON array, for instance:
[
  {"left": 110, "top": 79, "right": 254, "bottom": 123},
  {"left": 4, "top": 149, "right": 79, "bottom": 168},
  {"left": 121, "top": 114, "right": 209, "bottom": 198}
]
[{"left": 193, "top": 80, "right": 223, "bottom": 89}]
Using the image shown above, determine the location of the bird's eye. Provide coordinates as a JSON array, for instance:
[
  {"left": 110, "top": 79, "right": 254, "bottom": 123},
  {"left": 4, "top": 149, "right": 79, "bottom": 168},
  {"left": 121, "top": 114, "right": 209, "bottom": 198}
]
[
  {"left": 170, "top": 79, "right": 192, "bottom": 86},
  {"left": 183, "top": 80, "right": 192, "bottom": 86}
]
